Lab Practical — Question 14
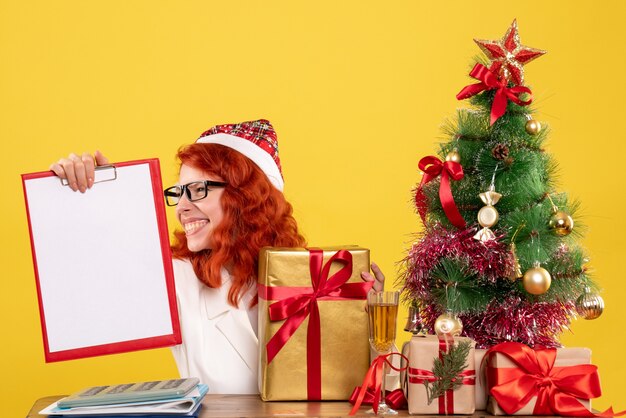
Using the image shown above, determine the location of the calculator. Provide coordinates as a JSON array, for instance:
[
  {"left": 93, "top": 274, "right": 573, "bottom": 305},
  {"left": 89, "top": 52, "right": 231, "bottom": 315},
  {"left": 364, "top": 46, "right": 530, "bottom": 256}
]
[{"left": 57, "top": 377, "right": 200, "bottom": 408}]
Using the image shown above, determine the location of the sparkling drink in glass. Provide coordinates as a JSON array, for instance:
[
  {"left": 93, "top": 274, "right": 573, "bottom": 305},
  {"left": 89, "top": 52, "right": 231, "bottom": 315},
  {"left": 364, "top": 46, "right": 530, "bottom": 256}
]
[
  {"left": 366, "top": 291, "right": 399, "bottom": 415},
  {"left": 368, "top": 302, "right": 398, "bottom": 353}
]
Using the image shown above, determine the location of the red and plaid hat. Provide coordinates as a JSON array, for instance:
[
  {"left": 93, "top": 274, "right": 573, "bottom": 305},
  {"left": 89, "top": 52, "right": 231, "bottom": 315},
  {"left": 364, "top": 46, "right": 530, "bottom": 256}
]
[{"left": 196, "top": 119, "right": 284, "bottom": 191}]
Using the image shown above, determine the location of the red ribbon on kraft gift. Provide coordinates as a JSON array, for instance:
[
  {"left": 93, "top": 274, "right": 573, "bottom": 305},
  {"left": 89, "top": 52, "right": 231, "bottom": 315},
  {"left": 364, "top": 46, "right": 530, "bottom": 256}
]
[
  {"left": 456, "top": 63, "right": 533, "bottom": 125},
  {"left": 486, "top": 342, "right": 626, "bottom": 417},
  {"left": 415, "top": 155, "right": 466, "bottom": 229},
  {"left": 349, "top": 352, "right": 409, "bottom": 415},
  {"left": 407, "top": 334, "right": 476, "bottom": 414},
  {"left": 258, "top": 248, "right": 373, "bottom": 400}
]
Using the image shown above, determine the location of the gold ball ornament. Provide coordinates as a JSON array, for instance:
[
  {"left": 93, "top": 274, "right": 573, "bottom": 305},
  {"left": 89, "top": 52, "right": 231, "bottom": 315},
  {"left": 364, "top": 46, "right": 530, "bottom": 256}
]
[
  {"left": 522, "top": 263, "right": 552, "bottom": 295},
  {"left": 549, "top": 210, "right": 574, "bottom": 236},
  {"left": 434, "top": 311, "right": 463, "bottom": 336},
  {"left": 445, "top": 149, "right": 461, "bottom": 164},
  {"left": 525, "top": 119, "right": 542, "bottom": 135},
  {"left": 575, "top": 287, "right": 604, "bottom": 320}
]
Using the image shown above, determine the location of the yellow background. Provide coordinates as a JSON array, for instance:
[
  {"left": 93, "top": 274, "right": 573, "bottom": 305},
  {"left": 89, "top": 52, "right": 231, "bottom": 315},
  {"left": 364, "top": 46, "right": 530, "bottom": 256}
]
[{"left": 2, "top": 1, "right": 624, "bottom": 415}]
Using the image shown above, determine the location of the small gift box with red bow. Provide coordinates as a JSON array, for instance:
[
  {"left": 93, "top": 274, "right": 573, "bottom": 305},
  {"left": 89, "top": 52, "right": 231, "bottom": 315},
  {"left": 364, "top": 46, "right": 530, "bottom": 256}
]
[
  {"left": 486, "top": 342, "right": 598, "bottom": 416},
  {"left": 407, "top": 334, "right": 476, "bottom": 414},
  {"left": 257, "top": 246, "right": 372, "bottom": 401}
]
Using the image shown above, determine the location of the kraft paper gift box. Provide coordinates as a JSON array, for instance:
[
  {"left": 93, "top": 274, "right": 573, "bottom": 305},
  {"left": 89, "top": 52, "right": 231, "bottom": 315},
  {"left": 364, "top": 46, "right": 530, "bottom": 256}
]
[
  {"left": 407, "top": 334, "right": 476, "bottom": 415},
  {"left": 486, "top": 344, "right": 594, "bottom": 415},
  {"left": 257, "top": 246, "right": 372, "bottom": 401},
  {"left": 475, "top": 348, "right": 488, "bottom": 410}
]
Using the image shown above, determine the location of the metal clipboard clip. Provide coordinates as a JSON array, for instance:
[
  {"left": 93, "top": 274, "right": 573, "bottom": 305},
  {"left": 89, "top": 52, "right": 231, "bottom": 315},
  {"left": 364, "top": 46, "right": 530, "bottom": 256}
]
[{"left": 60, "top": 165, "right": 117, "bottom": 186}]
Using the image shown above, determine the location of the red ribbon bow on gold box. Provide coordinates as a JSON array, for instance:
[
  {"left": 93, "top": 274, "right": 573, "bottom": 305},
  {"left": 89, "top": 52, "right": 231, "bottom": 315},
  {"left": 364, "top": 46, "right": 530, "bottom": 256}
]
[{"left": 259, "top": 248, "right": 373, "bottom": 400}]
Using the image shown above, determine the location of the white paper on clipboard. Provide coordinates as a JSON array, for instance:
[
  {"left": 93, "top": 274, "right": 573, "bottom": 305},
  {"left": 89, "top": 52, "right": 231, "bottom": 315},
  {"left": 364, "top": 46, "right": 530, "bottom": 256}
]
[{"left": 22, "top": 159, "right": 180, "bottom": 362}]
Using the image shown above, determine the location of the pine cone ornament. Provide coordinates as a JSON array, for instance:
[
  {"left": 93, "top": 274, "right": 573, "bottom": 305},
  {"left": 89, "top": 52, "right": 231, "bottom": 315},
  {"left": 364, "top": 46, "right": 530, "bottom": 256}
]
[{"left": 492, "top": 144, "right": 509, "bottom": 160}]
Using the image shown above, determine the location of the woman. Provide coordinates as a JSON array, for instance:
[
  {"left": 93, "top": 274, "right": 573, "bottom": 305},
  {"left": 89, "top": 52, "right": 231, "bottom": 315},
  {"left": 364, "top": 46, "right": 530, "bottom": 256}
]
[{"left": 50, "top": 119, "right": 384, "bottom": 394}]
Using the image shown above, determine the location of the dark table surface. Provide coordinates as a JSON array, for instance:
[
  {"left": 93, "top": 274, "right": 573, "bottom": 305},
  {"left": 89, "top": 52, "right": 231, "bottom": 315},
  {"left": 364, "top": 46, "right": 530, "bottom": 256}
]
[{"left": 27, "top": 394, "right": 498, "bottom": 417}]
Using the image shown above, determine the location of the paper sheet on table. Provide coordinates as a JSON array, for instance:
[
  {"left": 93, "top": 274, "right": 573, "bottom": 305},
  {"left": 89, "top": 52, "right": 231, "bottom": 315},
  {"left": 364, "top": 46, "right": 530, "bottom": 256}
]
[{"left": 40, "top": 384, "right": 209, "bottom": 415}]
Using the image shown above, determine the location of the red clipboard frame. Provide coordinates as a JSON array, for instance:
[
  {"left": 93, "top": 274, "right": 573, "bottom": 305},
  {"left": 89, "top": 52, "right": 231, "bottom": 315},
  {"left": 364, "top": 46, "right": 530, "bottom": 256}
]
[{"left": 22, "top": 158, "right": 181, "bottom": 362}]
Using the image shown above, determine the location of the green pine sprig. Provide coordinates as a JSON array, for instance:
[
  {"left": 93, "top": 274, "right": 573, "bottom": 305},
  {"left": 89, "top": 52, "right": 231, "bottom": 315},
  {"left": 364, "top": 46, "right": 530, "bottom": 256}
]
[
  {"left": 430, "top": 259, "right": 496, "bottom": 312},
  {"left": 424, "top": 340, "right": 472, "bottom": 405}
]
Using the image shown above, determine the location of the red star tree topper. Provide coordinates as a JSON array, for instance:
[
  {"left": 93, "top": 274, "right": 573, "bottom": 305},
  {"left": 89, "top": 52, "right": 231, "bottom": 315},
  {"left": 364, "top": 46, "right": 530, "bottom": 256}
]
[{"left": 474, "top": 19, "right": 546, "bottom": 86}]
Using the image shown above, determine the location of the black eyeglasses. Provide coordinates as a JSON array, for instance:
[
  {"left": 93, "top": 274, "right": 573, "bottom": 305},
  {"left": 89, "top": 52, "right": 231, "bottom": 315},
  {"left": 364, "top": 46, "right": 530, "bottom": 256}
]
[{"left": 163, "top": 180, "right": 227, "bottom": 206}]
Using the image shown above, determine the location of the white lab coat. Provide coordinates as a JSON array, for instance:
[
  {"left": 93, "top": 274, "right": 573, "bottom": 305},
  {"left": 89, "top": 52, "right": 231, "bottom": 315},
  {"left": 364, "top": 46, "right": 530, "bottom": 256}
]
[{"left": 170, "top": 259, "right": 259, "bottom": 394}]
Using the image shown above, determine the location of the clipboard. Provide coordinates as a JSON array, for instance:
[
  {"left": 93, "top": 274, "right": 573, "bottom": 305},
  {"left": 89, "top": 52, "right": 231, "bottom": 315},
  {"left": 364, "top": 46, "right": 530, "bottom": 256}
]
[{"left": 21, "top": 159, "right": 181, "bottom": 362}]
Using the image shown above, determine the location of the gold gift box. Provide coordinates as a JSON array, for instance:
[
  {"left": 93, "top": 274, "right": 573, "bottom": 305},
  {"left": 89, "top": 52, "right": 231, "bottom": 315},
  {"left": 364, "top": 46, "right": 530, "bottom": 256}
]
[
  {"left": 487, "top": 347, "right": 592, "bottom": 415},
  {"left": 258, "top": 246, "right": 371, "bottom": 401},
  {"left": 407, "top": 334, "right": 476, "bottom": 415}
]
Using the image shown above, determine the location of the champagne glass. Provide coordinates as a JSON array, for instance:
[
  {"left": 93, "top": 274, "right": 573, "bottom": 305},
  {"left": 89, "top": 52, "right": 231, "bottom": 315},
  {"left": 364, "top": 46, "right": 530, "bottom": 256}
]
[{"left": 367, "top": 291, "right": 399, "bottom": 415}]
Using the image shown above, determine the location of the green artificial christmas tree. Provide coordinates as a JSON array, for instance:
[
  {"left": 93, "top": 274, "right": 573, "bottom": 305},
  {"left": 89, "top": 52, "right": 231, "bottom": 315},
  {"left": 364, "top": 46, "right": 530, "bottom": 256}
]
[{"left": 401, "top": 20, "right": 604, "bottom": 348}]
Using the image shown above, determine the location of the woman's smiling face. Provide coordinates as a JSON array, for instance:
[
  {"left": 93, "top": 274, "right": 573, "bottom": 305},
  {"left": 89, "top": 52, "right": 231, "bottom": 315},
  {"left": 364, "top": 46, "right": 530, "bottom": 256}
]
[{"left": 175, "top": 164, "right": 226, "bottom": 252}]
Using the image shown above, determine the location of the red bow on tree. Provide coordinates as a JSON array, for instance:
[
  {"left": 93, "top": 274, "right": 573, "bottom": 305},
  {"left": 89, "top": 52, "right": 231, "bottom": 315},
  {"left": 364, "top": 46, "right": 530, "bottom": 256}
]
[
  {"left": 414, "top": 156, "right": 466, "bottom": 229},
  {"left": 456, "top": 63, "right": 533, "bottom": 125}
]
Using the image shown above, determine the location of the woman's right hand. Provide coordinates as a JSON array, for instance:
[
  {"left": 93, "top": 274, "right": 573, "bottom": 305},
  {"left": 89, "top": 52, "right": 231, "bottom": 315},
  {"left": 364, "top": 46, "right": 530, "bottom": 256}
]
[{"left": 49, "top": 151, "right": 109, "bottom": 193}]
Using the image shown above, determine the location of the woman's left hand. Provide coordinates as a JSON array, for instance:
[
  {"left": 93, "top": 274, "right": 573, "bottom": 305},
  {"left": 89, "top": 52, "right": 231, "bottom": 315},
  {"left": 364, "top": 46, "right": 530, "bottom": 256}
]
[{"left": 361, "top": 262, "right": 385, "bottom": 292}]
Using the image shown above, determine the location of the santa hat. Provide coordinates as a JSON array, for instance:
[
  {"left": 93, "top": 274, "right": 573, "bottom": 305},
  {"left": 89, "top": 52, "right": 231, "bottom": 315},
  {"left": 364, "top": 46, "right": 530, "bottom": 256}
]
[{"left": 196, "top": 119, "right": 284, "bottom": 191}]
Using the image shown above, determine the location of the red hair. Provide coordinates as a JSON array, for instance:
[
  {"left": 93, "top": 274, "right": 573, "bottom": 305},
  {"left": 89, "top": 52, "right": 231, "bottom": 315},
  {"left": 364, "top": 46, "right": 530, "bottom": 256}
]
[{"left": 171, "top": 143, "right": 306, "bottom": 307}]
